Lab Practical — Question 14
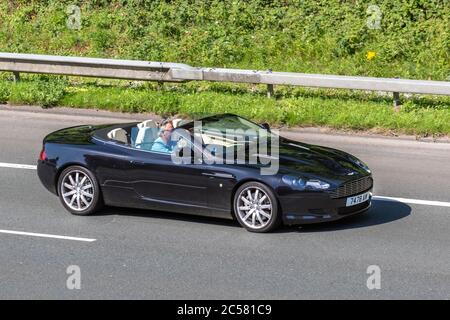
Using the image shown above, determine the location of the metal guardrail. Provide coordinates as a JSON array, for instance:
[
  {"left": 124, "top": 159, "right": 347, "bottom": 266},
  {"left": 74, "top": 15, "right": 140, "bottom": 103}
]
[
  {"left": 1, "top": 52, "right": 449, "bottom": 105},
  {"left": 0, "top": 52, "right": 193, "bottom": 82}
]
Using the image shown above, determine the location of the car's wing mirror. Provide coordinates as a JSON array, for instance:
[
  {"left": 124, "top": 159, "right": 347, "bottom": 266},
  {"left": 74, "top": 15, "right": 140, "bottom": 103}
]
[
  {"left": 209, "top": 146, "right": 217, "bottom": 156},
  {"left": 177, "top": 138, "right": 188, "bottom": 149},
  {"left": 174, "top": 138, "right": 202, "bottom": 164},
  {"left": 260, "top": 122, "right": 271, "bottom": 132},
  {"left": 175, "top": 139, "right": 188, "bottom": 157}
]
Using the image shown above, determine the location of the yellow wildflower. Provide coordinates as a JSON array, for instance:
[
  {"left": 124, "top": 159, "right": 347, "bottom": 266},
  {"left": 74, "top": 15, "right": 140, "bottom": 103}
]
[{"left": 366, "top": 51, "right": 376, "bottom": 60}]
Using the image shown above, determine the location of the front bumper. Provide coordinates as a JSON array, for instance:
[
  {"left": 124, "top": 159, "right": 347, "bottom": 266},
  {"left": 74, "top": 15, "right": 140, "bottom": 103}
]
[{"left": 279, "top": 189, "right": 373, "bottom": 225}]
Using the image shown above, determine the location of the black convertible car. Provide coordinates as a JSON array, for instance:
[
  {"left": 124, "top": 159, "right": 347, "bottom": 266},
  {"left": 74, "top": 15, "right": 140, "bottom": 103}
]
[{"left": 37, "top": 113, "right": 373, "bottom": 232}]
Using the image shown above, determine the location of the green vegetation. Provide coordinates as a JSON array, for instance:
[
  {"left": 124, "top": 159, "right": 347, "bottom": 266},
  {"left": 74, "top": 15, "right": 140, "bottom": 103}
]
[
  {"left": 1, "top": 76, "right": 449, "bottom": 136},
  {"left": 0, "top": 1, "right": 449, "bottom": 135},
  {"left": 1, "top": 0, "right": 448, "bottom": 79}
]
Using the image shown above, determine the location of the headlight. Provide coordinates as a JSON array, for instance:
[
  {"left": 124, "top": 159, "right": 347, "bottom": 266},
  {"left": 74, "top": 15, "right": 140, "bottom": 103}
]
[
  {"left": 355, "top": 159, "right": 371, "bottom": 173},
  {"left": 282, "top": 175, "right": 330, "bottom": 190},
  {"left": 348, "top": 155, "right": 371, "bottom": 173}
]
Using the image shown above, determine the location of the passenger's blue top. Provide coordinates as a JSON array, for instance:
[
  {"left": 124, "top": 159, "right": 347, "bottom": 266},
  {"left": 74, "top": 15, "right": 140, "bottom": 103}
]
[{"left": 151, "top": 137, "right": 176, "bottom": 153}]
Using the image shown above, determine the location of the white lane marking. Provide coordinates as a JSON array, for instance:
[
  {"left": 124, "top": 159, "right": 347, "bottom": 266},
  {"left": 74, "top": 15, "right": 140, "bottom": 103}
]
[
  {"left": 0, "top": 229, "right": 96, "bottom": 242},
  {"left": 373, "top": 196, "right": 450, "bottom": 208},
  {"left": 0, "top": 162, "right": 449, "bottom": 208},
  {"left": 0, "top": 162, "right": 37, "bottom": 170}
]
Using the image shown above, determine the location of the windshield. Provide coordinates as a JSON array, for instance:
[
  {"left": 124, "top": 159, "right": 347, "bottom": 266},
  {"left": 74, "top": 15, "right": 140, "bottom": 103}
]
[
  {"left": 184, "top": 114, "right": 274, "bottom": 147},
  {"left": 201, "top": 114, "right": 266, "bottom": 132}
]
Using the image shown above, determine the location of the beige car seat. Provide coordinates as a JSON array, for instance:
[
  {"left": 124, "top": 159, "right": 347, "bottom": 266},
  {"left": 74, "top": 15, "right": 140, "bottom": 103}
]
[
  {"left": 172, "top": 118, "right": 183, "bottom": 128},
  {"left": 135, "top": 119, "right": 159, "bottom": 149},
  {"left": 107, "top": 128, "right": 128, "bottom": 144}
]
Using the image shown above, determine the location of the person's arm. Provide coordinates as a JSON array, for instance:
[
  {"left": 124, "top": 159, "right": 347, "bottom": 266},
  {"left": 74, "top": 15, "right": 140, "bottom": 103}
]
[
  {"left": 168, "top": 139, "right": 178, "bottom": 151},
  {"left": 151, "top": 139, "right": 171, "bottom": 153}
]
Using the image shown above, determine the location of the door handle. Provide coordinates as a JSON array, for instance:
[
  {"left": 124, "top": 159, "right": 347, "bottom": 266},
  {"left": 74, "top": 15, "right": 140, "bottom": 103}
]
[{"left": 201, "top": 172, "right": 234, "bottom": 179}]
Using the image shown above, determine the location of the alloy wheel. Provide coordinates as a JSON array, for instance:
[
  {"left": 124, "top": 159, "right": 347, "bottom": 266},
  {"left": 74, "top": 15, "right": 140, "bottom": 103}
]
[
  {"left": 60, "top": 170, "right": 94, "bottom": 211},
  {"left": 236, "top": 186, "right": 273, "bottom": 230}
]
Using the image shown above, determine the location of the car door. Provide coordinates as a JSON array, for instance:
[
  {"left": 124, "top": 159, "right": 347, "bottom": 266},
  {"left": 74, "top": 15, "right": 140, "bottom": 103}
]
[{"left": 128, "top": 146, "right": 216, "bottom": 212}]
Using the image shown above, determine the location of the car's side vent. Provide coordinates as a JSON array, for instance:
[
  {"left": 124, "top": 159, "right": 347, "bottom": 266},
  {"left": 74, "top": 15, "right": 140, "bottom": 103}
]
[{"left": 327, "top": 176, "right": 373, "bottom": 199}]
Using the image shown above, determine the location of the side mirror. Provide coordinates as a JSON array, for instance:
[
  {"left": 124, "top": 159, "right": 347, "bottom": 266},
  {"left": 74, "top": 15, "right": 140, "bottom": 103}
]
[
  {"left": 174, "top": 138, "right": 200, "bottom": 164},
  {"left": 260, "top": 122, "right": 271, "bottom": 132},
  {"left": 177, "top": 138, "right": 188, "bottom": 149}
]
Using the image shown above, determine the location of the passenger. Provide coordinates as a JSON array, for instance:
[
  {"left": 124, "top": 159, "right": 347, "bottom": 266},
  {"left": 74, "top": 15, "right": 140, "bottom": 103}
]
[{"left": 151, "top": 120, "right": 176, "bottom": 153}]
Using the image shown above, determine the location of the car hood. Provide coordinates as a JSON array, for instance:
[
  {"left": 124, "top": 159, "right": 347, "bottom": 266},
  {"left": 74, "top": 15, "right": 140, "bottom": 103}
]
[{"left": 273, "top": 138, "right": 370, "bottom": 183}]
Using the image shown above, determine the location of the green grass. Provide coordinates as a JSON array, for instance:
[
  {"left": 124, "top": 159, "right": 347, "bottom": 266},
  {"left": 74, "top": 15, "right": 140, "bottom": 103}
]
[
  {"left": 1, "top": 76, "right": 449, "bottom": 136},
  {"left": 0, "top": 1, "right": 448, "bottom": 80},
  {"left": 0, "top": 1, "right": 448, "bottom": 135}
]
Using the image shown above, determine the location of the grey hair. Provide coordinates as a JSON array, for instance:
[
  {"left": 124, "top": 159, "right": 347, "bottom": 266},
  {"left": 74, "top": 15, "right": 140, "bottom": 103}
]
[{"left": 158, "top": 119, "right": 173, "bottom": 136}]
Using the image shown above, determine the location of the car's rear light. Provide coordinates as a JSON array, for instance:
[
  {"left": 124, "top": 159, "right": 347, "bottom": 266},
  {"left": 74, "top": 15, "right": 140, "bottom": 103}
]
[{"left": 39, "top": 148, "right": 47, "bottom": 161}]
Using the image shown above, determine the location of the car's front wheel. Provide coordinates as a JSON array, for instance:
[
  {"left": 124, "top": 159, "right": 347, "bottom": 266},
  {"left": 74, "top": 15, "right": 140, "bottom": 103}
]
[
  {"left": 234, "top": 182, "right": 281, "bottom": 233},
  {"left": 57, "top": 166, "right": 103, "bottom": 215}
]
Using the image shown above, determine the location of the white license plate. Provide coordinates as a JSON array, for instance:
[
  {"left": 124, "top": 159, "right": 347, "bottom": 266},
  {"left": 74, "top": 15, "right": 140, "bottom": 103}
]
[{"left": 346, "top": 191, "right": 371, "bottom": 207}]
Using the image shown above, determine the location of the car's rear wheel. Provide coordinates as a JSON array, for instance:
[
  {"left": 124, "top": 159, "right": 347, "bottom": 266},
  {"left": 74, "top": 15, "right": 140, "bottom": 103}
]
[
  {"left": 57, "top": 166, "right": 103, "bottom": 216},
  {"left": 234, "top": 182, "right": 281, "bottom": 233}
]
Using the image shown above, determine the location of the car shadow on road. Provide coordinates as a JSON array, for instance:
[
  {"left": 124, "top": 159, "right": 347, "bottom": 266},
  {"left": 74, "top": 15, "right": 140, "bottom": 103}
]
[
  {"left": 286, "top": 199, "right": 411, "bottom": 233},
  {"left": 94, "top": 206, "right": 241, "bottom": 229},
  {"left": 93, "top": 198, "right": 411, "bottom": 233}
]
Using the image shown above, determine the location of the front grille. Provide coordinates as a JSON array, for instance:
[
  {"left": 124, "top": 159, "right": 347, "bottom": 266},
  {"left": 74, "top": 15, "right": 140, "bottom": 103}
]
[{"left": 328, "top": 176, "right": 373, "bottom": 199}]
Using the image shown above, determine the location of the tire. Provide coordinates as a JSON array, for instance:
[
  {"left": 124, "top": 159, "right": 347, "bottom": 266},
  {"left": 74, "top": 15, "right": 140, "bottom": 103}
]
[
  {"left": 233, "top": 181, "right": 281, "bottom": 233},
  {"left": 57, "top": 165, "right": 103, "bottom": 216}
]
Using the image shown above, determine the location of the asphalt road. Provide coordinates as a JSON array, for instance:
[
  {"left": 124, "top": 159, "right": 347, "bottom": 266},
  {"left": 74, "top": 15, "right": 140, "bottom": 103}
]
[{"left": 0, "top": 105, "right": 449, "bottom": 299}]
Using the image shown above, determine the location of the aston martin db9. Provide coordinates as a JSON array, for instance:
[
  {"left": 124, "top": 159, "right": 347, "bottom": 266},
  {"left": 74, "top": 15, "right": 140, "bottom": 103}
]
[{"left": 37, "top": 113, "right": 373, "bottom": 232}]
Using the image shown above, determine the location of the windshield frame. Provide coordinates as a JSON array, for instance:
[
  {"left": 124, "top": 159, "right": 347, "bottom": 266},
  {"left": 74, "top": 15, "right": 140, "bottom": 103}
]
[{"left": 180, "top": 114, "right": 275, "bottom": 143}]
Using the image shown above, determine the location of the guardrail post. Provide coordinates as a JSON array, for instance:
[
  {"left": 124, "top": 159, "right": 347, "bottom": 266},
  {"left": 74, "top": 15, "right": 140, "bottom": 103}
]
[
  {"left": 266, "top": 69, "right": 274, "bottom": 98},
  {"left": 393, "top": 91, "right": 401, "bottom": 111},
  {"left": 392, "top": 76, "right": 401, "bottom": 111},
  {"left": 13, "top": 71, "right": 20, "bottom": 82},
  {"left": 267, "top": 84, "right": 274, "bottom": 98}
]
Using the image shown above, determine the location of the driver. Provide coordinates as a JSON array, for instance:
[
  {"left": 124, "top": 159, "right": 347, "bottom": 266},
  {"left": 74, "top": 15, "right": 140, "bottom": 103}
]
[{"left": 151, "top": 120, "right": 177, "bottom": 153}]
